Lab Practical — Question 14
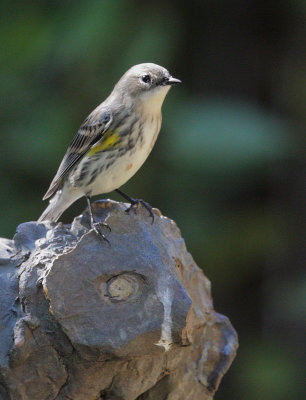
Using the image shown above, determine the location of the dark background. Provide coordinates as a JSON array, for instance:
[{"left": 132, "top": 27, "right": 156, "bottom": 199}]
[{"left": 0, "top": 1, "right": 305, "bottom": 398}]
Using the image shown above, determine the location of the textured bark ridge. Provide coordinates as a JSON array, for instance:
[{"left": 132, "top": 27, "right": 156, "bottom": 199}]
[{"left": 0, "top": 200, "right": 238, "bottom": 400}]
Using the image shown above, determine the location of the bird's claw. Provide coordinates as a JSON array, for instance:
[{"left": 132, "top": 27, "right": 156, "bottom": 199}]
[
  {"left": 91, "top": 222, "right": 110, "bottom": 245},
  {"left": 97, "top": 221, "right": 111, "bottom": 232},
  {"left": 125, "top": 199, "right": 154, "bottom": 224}
]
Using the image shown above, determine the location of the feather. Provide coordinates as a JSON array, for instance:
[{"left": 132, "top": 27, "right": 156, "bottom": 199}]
[{"left": 43, "top": 109, "right": 112, "bottom": 200}]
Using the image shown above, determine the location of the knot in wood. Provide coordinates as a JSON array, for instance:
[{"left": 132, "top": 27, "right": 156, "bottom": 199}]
[{"left": 107, "top": 274, "right": 139, "bottom": 302}]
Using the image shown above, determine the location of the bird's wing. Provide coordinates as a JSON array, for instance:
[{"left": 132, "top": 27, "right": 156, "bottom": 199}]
[{"left": 43, "top": 108, "right": 112, "bottom": 200}]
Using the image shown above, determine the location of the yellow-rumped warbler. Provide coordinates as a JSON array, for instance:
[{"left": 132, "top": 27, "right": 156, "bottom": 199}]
[{"left": 38, "top": 63, "right": 181, "bottom": 239}]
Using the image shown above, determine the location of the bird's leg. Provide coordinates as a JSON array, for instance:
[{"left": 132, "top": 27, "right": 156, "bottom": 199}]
[
  {"left": 86, "top": 196, "right": 110, "bottom": 243},
  {"left": 115, "top": 189, "right": 154, "bottom": 223}
]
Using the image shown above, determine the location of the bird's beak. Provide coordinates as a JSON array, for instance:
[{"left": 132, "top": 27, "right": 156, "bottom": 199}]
[{"left": 166, "top": 76, "right": 182, "bottom": 85}]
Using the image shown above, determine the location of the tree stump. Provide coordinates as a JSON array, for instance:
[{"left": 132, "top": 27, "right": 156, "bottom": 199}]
[{"left": 0, "top": 200, "right": 238, "bottom": 400}]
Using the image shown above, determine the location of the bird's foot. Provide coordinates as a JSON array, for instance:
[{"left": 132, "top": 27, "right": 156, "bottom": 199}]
[
  {"left": 115, "top": 189, "right": 155, "bottom": 223},
  {"left": 86, "top": 196, "right": 111, "bottom": 245},
  {"left": 95, "top": 221, "right": 111, "bottom": 232},
  {"left": 125, "top": 198, "right": 154, "bottom": 224},
  {"left": 91, "top": 222, "right": 110, "bottom": 245}
]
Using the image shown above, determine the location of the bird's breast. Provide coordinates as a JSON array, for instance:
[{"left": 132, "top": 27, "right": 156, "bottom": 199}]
[
  {"left": 71, "top": 111, "right": 162, "bottom": 195},
  {"left": 90, "top": 113, "right": 161, "bottom": 194}
]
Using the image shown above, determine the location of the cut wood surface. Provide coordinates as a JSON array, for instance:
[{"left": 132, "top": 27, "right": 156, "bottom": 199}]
[{"left": 0, "top": 200, "right": 238, "bottom": 400}]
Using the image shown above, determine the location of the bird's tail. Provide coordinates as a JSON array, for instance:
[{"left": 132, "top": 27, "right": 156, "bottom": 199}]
[{"left": 38, "top": 188, "right": 82, "bottom": 223}]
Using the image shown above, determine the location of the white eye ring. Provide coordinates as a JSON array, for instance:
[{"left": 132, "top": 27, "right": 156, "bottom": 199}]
[{"left": 141, "top": 74, "right": 151, "bottom": 84}]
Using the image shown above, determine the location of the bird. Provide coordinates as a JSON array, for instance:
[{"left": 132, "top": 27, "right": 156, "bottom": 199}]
[{"left": 38, "top": 63, "right": 181, "bottom": 240}]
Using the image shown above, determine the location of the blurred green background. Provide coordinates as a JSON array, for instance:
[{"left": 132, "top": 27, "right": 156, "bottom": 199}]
[{"left": 0, "top": 1, "right": 305, "bottom": 398}]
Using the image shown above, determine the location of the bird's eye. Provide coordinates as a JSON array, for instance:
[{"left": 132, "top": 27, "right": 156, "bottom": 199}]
[{"left": 141, "top": 74, "right": 151, "bottom": 84}]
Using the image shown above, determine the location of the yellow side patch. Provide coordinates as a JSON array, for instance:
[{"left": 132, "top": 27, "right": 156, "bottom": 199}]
[{"left": 87, "top": 131, "right": 120, "bottom": 156}]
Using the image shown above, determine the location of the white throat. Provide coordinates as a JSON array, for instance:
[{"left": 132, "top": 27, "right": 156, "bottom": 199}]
[{"left": 140, "top": 86, "right": 170, "bottom": 114}]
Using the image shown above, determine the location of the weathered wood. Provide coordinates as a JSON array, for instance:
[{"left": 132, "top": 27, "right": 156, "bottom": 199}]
[{"left": 0, "top": 200, "right": 238, "bottom": 400}]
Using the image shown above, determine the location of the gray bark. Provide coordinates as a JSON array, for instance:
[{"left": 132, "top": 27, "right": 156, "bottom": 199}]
[{"left": 0, "top": 200, "right": 238, "bottom": 400}]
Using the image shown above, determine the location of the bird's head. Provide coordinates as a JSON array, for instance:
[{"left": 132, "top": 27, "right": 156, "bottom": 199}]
[{"left": 114, "top": 63, "right": 181, "bottom": 111}]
